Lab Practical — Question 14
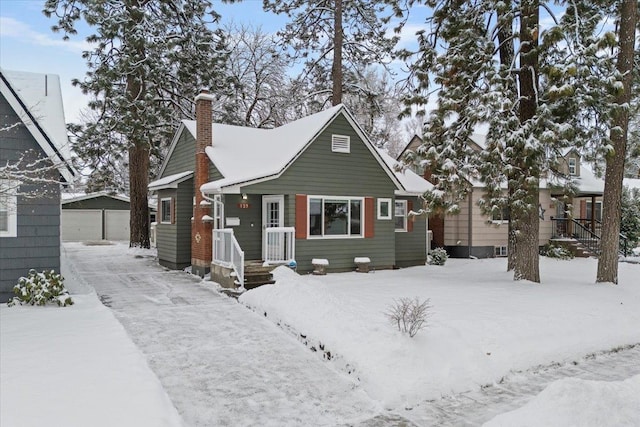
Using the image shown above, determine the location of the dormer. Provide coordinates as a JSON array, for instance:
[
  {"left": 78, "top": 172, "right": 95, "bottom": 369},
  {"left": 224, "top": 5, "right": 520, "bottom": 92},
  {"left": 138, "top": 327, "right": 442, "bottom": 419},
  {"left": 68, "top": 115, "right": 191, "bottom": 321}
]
[{"left": 562, "top": 149, "right": 581, "bottom": 177}]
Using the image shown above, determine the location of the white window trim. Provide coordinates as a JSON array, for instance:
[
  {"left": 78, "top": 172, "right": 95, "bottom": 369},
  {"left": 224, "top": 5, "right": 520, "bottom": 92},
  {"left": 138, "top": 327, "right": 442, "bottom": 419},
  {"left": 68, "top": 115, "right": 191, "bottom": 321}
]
[
  {"left": 377, "top": 198, "right": 392, "bottom": 220},
  {"left": 331, "top": 134, "right": 350, "bottom": 153},
  {"left": 495, "top": 245, "right": 508, "bottom": 257},
  {"left": 307, "top": 195, "right": 364, "bottom": 239},
  {"left": 160, "top": 197, "right": 172, "bottom": 224},
  {"left": 568, "top": 157, "right": 577, "bottom": 175},
  {"left": 491, "top": 207, "right": 511, "bottom": 224},
  {"left": 0, "top": 180, "right": 18, "bottom": 238},
  {"left": 395, "top": 200, "right": 407, "bottom": 232}
]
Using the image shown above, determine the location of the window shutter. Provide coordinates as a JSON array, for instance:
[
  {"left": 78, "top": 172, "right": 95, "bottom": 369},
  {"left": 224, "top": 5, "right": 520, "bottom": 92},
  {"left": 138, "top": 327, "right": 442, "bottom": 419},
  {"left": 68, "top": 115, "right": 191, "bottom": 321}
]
[
  {"left": 171, "top": 197, "right": 176, "bottom": 224},
  {"left": 295, "top": 194, "right": 307, "bottom": 239},
  {"left": 365, "top": 197, "right": 374, "bottom": 238},
  {"left": 579, "top": 200, "right": 586, "bottom": 219},
  {"left": 407, "top": 199, "right": 414, "bottom": 232}
]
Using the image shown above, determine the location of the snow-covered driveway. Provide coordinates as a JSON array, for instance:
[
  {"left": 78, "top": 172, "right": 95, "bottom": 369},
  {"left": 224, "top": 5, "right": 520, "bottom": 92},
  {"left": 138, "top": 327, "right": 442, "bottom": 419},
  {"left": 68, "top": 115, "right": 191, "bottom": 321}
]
[{"left": 62, "top": 242, "right": 380, "bottom": 427}]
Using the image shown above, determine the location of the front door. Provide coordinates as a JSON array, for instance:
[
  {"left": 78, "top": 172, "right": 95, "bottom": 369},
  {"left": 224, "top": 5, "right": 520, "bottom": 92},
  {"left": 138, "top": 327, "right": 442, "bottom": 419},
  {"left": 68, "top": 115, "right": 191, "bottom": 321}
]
[{"left": 262, "top": 195, "right": 284, "bottom": 261}]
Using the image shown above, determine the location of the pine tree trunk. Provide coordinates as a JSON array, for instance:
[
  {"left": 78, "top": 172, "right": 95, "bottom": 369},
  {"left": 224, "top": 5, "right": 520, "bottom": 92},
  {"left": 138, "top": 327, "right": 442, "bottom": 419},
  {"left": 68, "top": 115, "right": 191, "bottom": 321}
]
[
  {"left": 129, "top": 143, "right": 150, "bottom": 248},
  {"left": 331, "top": 0, "right": 343, "bottom": 106},
  {"left": 513, "top": 0, "right": 540, "bottom": 282},
  {"left": 596, "top": 0, "right": 637, "bottom": 284}
]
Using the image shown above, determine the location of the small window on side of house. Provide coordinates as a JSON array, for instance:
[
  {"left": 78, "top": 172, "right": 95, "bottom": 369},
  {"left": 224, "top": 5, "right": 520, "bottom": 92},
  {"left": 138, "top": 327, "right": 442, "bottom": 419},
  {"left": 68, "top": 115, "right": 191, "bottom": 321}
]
[
  {"left": 395, "top": 200, "right": 407, "bottom": 232},
  {"left": 331, "top": 135, "right": 350, "bottom": 153},
  {"left": 568, "top": 157, "right": 577, "bottom": 175},
  {"left": 495, "top": 246, "right": 508, "bottom": 257},
  {"left": 377, "top": 198, "right": 392, "bottom": 220},
  {"left": 491, "top": 207, "right": 510, "bottom": 223},
  {"left": 0, "top": 180, "right": 18, "bottom": 238},
  {"left": 160, "top": 198, "right": 172, "bottom": 224}
]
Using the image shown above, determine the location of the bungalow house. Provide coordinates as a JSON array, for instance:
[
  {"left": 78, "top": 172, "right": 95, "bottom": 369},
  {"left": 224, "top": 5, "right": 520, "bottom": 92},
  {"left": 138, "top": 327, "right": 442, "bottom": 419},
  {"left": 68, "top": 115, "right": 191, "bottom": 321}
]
[
  {"left": 400, "top": 136, "right": 605, "bottom": 258},
  {"left": 0, "top": 69, "right": 76, "bottom": 302},
  {"left": 149, "top": 90, "right": 432, "bottom": 287}
]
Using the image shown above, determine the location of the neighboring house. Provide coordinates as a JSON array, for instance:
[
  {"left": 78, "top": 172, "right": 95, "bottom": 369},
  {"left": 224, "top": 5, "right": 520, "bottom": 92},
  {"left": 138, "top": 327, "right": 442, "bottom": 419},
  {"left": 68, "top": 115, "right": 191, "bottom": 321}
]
[
  {"left": 149, "top": 90, "right": 432, "bottom": 286},
  {"left": 61, "top": 192, "right": 157, "bottom": 242},
  {"left": 0, "top": 69, "right": 76, "bottom": 302},
  {"left": 400, "top": 136, "right": 605, "bottom": 258}
]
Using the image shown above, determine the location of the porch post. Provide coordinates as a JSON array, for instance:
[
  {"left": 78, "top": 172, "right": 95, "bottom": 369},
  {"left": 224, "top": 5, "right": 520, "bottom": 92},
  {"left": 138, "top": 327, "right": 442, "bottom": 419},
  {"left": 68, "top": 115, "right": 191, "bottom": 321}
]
[{"left": 590, "top": 195, "right": 596, "bottom": 233}]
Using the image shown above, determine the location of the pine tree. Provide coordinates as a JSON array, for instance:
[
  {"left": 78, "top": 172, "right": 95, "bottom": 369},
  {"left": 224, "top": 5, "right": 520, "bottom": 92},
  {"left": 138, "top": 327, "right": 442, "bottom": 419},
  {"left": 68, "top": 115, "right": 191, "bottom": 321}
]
[
  {"left": 596, "top": 0, "right": 637, "bottom": 283},
  {"left": 263, "top": 0, "right": 408, "bottom": 107},
  {"left": 44, "top": 0, "right": 228, "bottom": 248}
]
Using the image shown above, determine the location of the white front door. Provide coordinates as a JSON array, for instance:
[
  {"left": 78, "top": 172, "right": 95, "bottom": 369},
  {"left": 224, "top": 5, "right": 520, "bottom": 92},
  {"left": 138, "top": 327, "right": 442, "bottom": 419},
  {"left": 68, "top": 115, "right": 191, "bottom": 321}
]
[{"left": 262, "top": 195, "right": 284, "bottom": 261}]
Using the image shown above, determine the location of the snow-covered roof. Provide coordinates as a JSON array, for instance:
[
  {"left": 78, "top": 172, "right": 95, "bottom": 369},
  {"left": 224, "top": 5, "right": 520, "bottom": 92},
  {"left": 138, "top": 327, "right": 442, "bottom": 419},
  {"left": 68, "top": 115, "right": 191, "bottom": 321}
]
[
  {"left": 570, "top": 164, "right": 604, "bottom": 195},
  {"left": 0, "top": 69, "right": 76, "bottom": 183},
  {"left": 623, "top": 178, "right": 640, "bottom": 191},
  {"left": 195, "top": 105, "right": 402, "bottom": 194},
  {"left": 376, "top": 149, "right": 433, "bottom": 196},
  {"left": 148, "top": 171, "right": 193, "bottom": 191},
  {"left": 62, "top": 192, "right": 130, "bottom": 205}
]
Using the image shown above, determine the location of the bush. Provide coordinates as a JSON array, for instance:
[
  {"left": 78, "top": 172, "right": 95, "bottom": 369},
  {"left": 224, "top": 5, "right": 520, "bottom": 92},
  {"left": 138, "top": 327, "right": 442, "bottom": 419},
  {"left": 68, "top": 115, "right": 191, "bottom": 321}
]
[
  {"left": 385, "top": 297, "right": 432, "bottom": 338},
  {"left": 7, "top": 269, "right": 73, "bottom": 307},
  {"left": 541, "top": 243, "right": 574, "bottom": 260},
  {"left": 429, "top": 247, "right": 448, "bottom": 266}
]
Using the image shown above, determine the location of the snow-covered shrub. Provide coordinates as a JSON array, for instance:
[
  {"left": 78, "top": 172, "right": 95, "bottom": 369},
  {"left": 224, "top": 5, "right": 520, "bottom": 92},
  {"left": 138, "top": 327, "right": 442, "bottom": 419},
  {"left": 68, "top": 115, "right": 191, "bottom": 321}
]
[
  {"left": 429, "top": 248, "right": 448, "bottom": 266},
  {"left": 7, "top": 269, "right": 73, "bottom": 307},
  {"left": 541, "top": 243, "right": 574, "bottom": 260},
  {"left": 385, "top": 297, "right": 432, "bottom": 338}
]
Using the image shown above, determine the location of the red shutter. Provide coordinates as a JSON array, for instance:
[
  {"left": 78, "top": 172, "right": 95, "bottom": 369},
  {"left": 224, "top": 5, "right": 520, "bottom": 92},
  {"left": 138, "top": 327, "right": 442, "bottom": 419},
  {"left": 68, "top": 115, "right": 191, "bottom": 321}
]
[
  {"left": 295, "top": 194, "right": 307, "bottom": 239},
  {"left": 365, "top": 197, "right": 375, "bottom": 238},
  {"left": 579, "top": 199, "right": 586, "bottom": 219},
  {"left": 171, "top": 197, "right": 176, "bottom": 224},
  {"left": 407, "top": 199, "right": 414, "bottom": 232}
]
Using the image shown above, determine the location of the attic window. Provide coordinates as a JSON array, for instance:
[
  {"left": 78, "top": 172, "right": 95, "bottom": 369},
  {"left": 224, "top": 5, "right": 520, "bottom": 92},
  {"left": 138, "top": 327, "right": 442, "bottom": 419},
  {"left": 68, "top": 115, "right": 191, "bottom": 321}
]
[
  {"left": 568, "top": 158, "right": 577, "bottom": 175},
  {"left": 331, "top": 135, "right": 350, "bottom": 153}
]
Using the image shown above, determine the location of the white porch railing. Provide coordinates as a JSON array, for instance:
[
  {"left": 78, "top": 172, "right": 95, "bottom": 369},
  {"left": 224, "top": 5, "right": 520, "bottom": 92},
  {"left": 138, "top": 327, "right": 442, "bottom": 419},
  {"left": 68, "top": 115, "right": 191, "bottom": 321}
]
[
  {"left": 213, "top": 229, "right": 244, "bottom": 286},
  {"left": 264, "top": 227, "right": 295, "bottom": 265}
]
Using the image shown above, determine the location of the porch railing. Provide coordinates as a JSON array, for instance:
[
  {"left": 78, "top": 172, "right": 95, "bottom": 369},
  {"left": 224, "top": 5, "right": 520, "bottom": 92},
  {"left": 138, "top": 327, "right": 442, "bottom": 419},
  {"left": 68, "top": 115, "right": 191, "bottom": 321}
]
[
  {"left": 264, "top": 227, "right": 295, "bottom": 265},
  {"left": 550, "top": 217, "right": 629, "bottom": 257},
  {"left": 213, "top": 229, "right": 244, "bottom": 287}
]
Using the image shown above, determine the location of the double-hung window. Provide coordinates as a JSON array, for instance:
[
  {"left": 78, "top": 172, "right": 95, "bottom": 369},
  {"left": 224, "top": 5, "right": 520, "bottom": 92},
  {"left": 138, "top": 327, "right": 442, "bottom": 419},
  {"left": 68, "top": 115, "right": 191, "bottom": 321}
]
[
  {"left": 491, "top": 207, "right": 510, "bottom": 223},
  {"left": 160, "top": 198, "right": 172, "bottom": 224},
  {"left": 308, "top": 196, "right": 363, "bottom": 237},
  {"left": 568, "top": 158, "right": 577, "bottom": 175},
  {"left": 0, "top": 180, "right": 18, "bottom": 237},
  {"left": 395, "top": 200, "right": 407, "bottom": 232}
]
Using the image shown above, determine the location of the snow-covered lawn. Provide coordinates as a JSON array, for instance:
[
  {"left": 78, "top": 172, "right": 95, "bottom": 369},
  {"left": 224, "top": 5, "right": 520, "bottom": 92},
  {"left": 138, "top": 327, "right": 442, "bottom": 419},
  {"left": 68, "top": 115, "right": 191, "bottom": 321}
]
[
  {"left": 484, "top": 374, "right": 640, "bottom": 426},
  {"left": 0, "top": 270, "right": 183, "bottom": 426},
  {"left": 240, "top": 257, "right": 640, "bottom": 409}
]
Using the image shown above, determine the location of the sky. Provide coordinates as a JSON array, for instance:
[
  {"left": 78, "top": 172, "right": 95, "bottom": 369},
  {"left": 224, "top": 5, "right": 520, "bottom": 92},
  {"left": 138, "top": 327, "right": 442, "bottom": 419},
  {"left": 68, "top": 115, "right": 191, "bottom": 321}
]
[{"left": 0, "top": 1, "right": 428, "bottom": 124}]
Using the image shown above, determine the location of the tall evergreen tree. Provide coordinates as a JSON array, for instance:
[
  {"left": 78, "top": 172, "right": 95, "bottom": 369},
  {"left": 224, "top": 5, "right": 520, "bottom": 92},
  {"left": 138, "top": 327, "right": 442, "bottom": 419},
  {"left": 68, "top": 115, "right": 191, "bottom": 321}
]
[
  {"left": 44, "top": 0, "right": 227, "bottom": 248},
  {"left": 263, "top": 0, "right": 409, "bottom": 107}
]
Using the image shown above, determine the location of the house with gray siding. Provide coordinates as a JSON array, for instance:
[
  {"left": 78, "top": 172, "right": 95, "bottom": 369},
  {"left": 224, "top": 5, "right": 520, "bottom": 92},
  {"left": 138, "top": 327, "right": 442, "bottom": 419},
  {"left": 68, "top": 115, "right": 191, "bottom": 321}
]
[
  {"left": 0, "top": 69, "right": 76, "bottom": 302},
  {"left": 149, "top": 90, "right": 431, "bottom": 287}
]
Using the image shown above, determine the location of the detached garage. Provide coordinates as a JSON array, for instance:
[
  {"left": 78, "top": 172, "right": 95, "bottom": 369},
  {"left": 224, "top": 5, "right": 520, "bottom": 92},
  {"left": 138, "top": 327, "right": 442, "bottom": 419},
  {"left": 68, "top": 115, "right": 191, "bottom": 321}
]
[{"left": 61, "top": 192, "right": 132, "bottom": 241}]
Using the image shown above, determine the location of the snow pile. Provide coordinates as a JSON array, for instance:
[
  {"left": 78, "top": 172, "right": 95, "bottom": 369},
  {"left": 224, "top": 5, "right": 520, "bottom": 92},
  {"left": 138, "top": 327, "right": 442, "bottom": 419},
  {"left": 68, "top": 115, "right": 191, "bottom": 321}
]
[
  {"left": 240, "top": 258, "right": 640, "bottom": 408},
  {"left": 484, "top": 375, "right": 640, "bottom": 426},
  {"left": 0, "top": 293, "right": 182, "bottom": 427}
]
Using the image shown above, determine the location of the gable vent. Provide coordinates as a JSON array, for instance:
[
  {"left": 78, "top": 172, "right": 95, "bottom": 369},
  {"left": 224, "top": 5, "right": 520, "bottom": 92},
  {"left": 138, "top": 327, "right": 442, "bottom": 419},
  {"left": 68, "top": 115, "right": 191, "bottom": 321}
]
[{"left": 331, "top": 134, "right": 350, "bottom": 153}]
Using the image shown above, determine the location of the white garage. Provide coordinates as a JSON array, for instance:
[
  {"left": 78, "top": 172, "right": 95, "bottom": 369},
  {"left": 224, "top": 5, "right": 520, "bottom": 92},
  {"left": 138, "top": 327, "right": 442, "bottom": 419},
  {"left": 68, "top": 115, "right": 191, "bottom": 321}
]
[{"left": 61, "top": 192, "right": 141, "bottom": 242}]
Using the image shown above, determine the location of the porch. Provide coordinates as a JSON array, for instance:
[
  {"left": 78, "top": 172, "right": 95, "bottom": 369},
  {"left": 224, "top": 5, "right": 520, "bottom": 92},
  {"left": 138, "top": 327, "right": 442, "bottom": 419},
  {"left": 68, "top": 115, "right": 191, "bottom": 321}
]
[{"left": 550, "top": 217, "right": 629, "bottom": 257}]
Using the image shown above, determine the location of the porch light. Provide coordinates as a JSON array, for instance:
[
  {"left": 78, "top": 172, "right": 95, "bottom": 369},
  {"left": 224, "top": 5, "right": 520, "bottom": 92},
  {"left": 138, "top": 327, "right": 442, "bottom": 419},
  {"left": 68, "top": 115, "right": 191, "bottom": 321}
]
[{"left": 242, "top": 193, "right": 248, "bottom": 200}]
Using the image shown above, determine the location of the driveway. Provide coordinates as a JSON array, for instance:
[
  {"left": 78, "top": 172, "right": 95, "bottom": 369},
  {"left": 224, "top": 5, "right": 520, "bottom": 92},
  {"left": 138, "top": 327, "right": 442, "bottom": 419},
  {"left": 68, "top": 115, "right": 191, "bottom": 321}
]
[{"left": 62, "top": 242, "right": 383, "bottom": 427}]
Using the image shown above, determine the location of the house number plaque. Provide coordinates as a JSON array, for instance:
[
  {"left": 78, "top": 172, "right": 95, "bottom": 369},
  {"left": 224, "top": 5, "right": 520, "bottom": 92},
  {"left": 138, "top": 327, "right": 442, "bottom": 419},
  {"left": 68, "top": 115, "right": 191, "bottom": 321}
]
[{"left": 237, "top": 203, "right": 251, "bottom": 209}]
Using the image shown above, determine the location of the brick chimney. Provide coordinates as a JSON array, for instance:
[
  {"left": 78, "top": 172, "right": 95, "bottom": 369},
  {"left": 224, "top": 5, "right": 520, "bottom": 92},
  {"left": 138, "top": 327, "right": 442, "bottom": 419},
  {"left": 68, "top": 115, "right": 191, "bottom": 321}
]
[{"left": 191, "top": 89, "right": 215, "bottom": 277}]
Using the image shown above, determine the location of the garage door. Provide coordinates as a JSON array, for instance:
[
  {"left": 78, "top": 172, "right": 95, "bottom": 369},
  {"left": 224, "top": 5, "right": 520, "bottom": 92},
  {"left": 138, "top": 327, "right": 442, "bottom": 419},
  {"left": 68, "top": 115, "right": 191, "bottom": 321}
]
[
  {"left": 61, "top": 210, "right": 102, "bottom": 241},
  {"left": 105, "top": 210, "right": 130, "bottom": 241}
]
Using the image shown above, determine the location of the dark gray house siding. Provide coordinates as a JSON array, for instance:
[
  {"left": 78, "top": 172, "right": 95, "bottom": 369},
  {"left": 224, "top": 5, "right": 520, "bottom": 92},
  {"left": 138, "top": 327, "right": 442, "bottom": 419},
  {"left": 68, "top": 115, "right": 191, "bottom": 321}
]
[
  {"left": 240, "top": 114, "right": 398, "bottom": 273},
  {"left": 0, "top": 93, "right": 61, "bottom": 302},
  {"left": 63, "top": 196, "right": 130, "bottom": 210},
  {"left": 155, "top": 179, "right": 193, "bottom": 270},
  {"left": 394, "top": 196, "right": 428, "bottom": 268}
]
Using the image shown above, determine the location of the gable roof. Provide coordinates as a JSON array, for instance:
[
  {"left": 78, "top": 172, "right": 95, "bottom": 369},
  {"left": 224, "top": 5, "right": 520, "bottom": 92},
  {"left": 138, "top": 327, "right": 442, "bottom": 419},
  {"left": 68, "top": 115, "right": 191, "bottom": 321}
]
[
  {"left": 148, "top": 171, "right": 193, "bottom": 191},
  {"left": 182, "top": 105, "right": 403, "bottom": 194},
  {"left": 62, "top": 191, "right": 130, "bottom": 205},
  {"left": 377, "top": 149, "right": 433, "bottom": 196},
  {"left": 0, "top": 69, "right": 76, "bottom": 183}
]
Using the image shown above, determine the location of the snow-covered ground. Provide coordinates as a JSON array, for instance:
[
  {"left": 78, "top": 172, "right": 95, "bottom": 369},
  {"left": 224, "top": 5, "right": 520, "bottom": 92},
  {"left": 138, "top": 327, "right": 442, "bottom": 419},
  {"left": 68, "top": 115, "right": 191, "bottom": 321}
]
[
  {"left": 2, "top": 243, "right": 639, "bottom": 426},
  {"left": 0, "top": 271, "right": 183, "bottom": 426}
]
